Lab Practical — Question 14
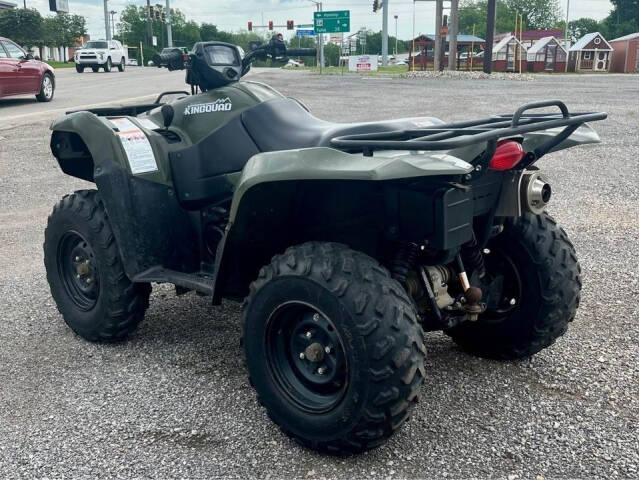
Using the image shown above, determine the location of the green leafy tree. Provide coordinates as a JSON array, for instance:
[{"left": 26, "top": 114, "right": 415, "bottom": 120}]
[
  {"left": 568, "top": 17, "right": 600, "bottom": 40},
  {"left": 459, "top": 0, "right": 563, "bottom": 38},
  {"left": 599, "top": 0, "right": 639, "bottom": 39},
  {"left": 41, "top": 13, "right": 86, "bottom": 61},
  {"left": 0, "top": 8, "right": 43, "bottom": 49}
]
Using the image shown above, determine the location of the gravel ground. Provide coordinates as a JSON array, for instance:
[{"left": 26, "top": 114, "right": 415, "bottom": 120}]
[{"left": 0, "top": 70, "right": 638, "bottom": 479}]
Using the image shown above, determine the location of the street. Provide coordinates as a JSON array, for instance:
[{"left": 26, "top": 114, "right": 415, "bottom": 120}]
[
  {"left": 1, "top": 67, "right": 192, "bottom": 129},
  {"left": 0, "top": 69, "right": 638, "bottom": 478}
]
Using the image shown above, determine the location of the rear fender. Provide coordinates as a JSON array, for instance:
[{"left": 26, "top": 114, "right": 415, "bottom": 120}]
[
  {"left": 522, "top": 122, "right": 601, "bottom": 155},
  {"left": 212, "top": 147, "right": 474, "bottom": 299}
]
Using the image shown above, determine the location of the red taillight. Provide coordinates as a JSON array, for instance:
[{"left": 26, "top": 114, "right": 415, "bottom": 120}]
[
  {"left": 489, "top": 140, "right": 525, "bottom": 171},
  {"left": 183, "top": 54, "right": 189, "bottom": 62}
]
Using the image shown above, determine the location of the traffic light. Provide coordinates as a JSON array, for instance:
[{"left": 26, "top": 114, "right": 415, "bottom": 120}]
[
  {"left": 373, "top": 0, "right": 382, "bottom": 12},
  {"left": 268, "top": 20, "right": 274, "bottom": 31},
  {"left": 287, "top": 20, "right": 294, "bottom": 30},
  {"left": 248, "top": 21, "right": 253, "bottom": 31},
  {"left": 161, "top": 12, "right": 166, "bottom": 22},
  {"left": 148, "top": 5, "right": 154, "bottom": 18},
  {"left": 155, "top": 9, "right": 160, "bottom": 21}
]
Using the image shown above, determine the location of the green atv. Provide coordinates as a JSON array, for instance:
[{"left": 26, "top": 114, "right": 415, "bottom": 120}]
[{"left": 44, "top": 36, "right": 606, "bottom": 454}]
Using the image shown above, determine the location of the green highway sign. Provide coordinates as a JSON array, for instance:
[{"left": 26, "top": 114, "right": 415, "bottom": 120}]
[{"left": 313, "top": 10, "right": 350, "bottom": 34}]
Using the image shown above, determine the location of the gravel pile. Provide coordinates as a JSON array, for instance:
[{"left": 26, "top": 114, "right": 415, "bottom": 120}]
[
  {"left": 0, "top": 70, "right": 637, "bottom": 479},
  {"left": 403, "top": 69, "right": 535, "bottom": 81}
]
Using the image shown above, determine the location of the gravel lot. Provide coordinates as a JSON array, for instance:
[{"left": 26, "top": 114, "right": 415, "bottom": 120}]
[{"left": 1, "top": 70, "right": 638, "bottom": 479}]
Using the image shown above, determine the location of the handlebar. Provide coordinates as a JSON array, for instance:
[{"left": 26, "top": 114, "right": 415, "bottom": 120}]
[
  {"left": 286, "top": 48, "right": 317, "bottom": 57},
  {"left": 152, "top": 49, "right": 186, "bottom": 70}
]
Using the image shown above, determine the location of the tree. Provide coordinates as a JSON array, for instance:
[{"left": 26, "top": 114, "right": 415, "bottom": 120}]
[
  {"left": 0, "top": 8, "right": 43, "bottom": 49},
  {"left": 599, "top": 0, "right": 639, "bottom": 39},
  {"left": 459, "top": 0, "right": 563, "bottom": 38},
  {"left": 41, "top": 13, "right": 86, "bottom": 61},
  {"left": 568, "top": 18, "right": 600, "bottom": 40},
  {"left": 507, "top": 0, "right": 562, "bottom": 30}
]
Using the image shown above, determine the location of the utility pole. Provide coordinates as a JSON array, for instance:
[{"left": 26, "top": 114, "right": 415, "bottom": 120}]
[
  {"left": 103, "top": 0, "right": 111, "bottom": 41},
  {"left": 310, "top": 0, "right": 324, "bottom": 71},
  {"left": 110, "top": 10, "right": 117, "bottom": 38},
  {"left": 434, "top": 0, "right": 442, "bottom": 71},
  {"left": 483, "top": 0, "right": 496, "bottom": 73},
  {"left": 146, "top": 0, "right": 153, "bottom": 47},
  {"left": 564, "top": 0, "right": 570, "bottom": 71},
  {"left": 448, "top": 0, "right": 458, "bottom": 70},
  {"left": 382, "top": 0, "right": 389, "bottom": 66},
  {"left": 165, "top": 0, "right": 173, "bottom": 47},
  {"left": 394, "top": 15, "right": 398, "bottom": 56}
]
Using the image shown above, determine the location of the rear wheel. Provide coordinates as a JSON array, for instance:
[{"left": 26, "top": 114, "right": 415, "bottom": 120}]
[
  {"left": 243, "top": 242, "right": 425, "bottom": 454},
  {"left": 75, "top": 64, "right": 84, "bottom": 73},
  {"left": 92, "top": 66, "right": 99, "bottom": 73},
  {"left": 446, "top": 212, "right": 581, "bottom": 360},
  {"left": 44, "top": 190, "right": 151, "bottom": 342},
  {"left": 35, "top": 73, "right": 54, "bottom": 102},
  {"left": 118, "top": 57, "right": 125, "bottom": 72},
  {"left": 103, "top": 58, "right": 111, "bottom": 72}
]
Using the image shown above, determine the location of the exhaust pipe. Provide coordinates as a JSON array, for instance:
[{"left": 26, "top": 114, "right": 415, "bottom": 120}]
[{"left": 521, "top": 172, "right": 551, "bottom": 214}]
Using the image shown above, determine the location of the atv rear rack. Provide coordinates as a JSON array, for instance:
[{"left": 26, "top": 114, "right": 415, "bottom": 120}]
[{"left": 330, "top": 101, "right": 607, "bottom": 161}]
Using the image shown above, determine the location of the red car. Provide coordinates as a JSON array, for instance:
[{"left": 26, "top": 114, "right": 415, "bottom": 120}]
[{"left": 0, "top": 36, "right": 55, "bottom": 102}]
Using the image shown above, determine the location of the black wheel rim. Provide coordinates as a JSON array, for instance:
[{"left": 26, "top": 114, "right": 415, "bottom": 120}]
[
  {"left": 57, "top": 231, "right": 99, "bottom": 311},
  {"left": 265, "top": 302, "right": 348, "bottom": 413},
  {"left": 480, "top": 249, "right": 522, "bottom": 322}
]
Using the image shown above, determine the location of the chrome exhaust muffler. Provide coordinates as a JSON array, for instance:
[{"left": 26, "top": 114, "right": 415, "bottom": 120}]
[{"left": 521, "top": 172, "right": 551, "bottom": 214}]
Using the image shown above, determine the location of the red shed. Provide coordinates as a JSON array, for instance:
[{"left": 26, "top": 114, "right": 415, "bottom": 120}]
[
  {"left": 492, "top": 35, "right": 527, "bottom": 72},
  {"left": 526, "top": 36, "right": 567, "bottom": 72},
  {"left": 609, "top": 33, "right": 639, "bottom": 73}
]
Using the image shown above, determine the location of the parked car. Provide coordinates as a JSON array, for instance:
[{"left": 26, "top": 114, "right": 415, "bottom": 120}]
[
  {"left": 0, "top": 36, "right": 55, "bottom": 102},
  {"left": 75, "top": 40, "right": 127, "bottom": 73}
]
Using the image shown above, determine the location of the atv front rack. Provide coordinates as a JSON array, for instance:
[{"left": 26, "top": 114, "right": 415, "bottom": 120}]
[{"left": 330, "top": 101, "right": 607, "bottom": 161}]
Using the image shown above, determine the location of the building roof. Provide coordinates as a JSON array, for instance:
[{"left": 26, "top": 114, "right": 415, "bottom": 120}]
[
  {"left": 493, "top": 35, "right": 528, "bottom": 53},
  {"left": 0, "top": 0, "right": 17, "bottom": 8},
  {"left": 527, "top": 36, "right": 566, "bottom": 55},
  {"left": 609, "top": 32, "right": 639, "bottom": 42},
  {"left": 569, "top": 32, "right": 612, "bottom": 51},
  {"left": 413, "top": 34, "right": 485, "bottom": 44}
]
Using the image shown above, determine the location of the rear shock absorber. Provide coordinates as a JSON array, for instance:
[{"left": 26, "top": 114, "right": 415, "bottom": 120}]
[
  {"left": 392, "top": 242, "right": 420, "bottom": 285},
  {"left": 460, "top": 232, "right": 486, "bottom": 279}
]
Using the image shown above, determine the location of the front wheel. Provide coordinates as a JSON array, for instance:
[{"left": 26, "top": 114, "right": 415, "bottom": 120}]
[
  {"left": 118, "top": 57, "right": 125, "bottom": 72},
  {"left": 36, "top": 73, "right": 54, "bottom": 102},
  {"left": 44, "top": 190, "right": 151, "bottom": 342},
  {"left": 243, "top": 242, "right": 426, "bottom": 454},
  {"left": 446, "top": 212, "right": 581, "bottom": 360},
  {"left": 103, "top": 58, "right": 111, "bottom": 72},
  {"left": 75, "top": 64, "right": 84, "bottom": 73}
]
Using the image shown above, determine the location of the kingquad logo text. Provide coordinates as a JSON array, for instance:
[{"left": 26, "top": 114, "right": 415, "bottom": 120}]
[{"left": 184, "top": 98, "right": 232, "bottom": 115}]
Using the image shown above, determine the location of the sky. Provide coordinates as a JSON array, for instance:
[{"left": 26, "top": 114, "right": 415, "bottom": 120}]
[{"left": 22, "top": 0, "right": 615, "bottom": 42}]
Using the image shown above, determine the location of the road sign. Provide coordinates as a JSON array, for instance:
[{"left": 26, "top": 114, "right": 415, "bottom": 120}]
[
  {"left": 349, "top": 55, "right": 378, "bottom": 72},
  {"left": 296, "top": 29, "right": 315, "bottom": 37},
  {"left": 314, "top": 10, "right": 350, "bottom": 34}
]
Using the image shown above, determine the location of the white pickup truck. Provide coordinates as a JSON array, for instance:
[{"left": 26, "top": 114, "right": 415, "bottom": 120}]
[{"left": 75, "top": 40, "right": 128, "bottom": 73}]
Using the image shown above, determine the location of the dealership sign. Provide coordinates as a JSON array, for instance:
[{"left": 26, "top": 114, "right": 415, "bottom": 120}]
[{"left": 349, "top": 55, "right": 378, "bottom": 72}]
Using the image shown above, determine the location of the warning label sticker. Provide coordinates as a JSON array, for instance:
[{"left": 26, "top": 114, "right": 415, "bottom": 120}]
[{"left": 109, "top": 118, "right": 158, "bottom": 174}]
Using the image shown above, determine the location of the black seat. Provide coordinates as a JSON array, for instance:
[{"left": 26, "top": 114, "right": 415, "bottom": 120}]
[
  {"left": 169, "top": 97, "right": 442, "bottom": 209},
  {"left": 241, "top": 97, "right": 426, "bottom": 152}
]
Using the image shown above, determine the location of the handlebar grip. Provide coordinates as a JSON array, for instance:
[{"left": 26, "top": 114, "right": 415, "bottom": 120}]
[
  {"left": 286, "top": 48, "right": 317, "bottom": 57},
  {"left": 152, "top": 50, "right": 185, "bottom": 70}
]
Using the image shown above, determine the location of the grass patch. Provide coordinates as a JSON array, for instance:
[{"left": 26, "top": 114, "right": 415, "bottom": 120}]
[
  {"left": 303, "top": 65, "right": 409, "bottom": 76},
  {"left": 44, "top": 61, "right": 76, "bottom": 69}
]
